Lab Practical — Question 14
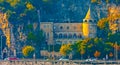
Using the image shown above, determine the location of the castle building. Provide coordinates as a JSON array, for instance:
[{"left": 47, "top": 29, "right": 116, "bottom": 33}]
[{"left": 40, "top": 7, "right": 97, "bottom": 45}]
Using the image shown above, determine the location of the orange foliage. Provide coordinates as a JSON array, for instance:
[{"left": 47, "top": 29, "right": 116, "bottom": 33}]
[
  {"left": 109, "top": 52, "right": 113, "bottom": 57},
  {"left": 94, "top": 50, "right": 101, "bottom": 58},
  {"left": 113, "top": 43, "right": 119, "bottom": 50}
]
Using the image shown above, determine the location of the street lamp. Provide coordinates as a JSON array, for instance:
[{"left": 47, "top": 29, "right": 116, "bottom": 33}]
[
  {"left": 0, "top": 35, "right": 6, "bottom": 59},
  {"left": 114, "top": 42, "right": 118, "bottom": 60}
]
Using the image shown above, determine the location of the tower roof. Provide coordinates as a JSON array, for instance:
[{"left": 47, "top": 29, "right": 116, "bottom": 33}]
[{"left": 84, "top": 7, "right": 94, "bottom": 20}]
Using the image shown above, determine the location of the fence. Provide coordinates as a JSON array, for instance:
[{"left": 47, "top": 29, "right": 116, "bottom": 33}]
[{"left": 0, "top": 60, "right": 120, "bottom": 65}]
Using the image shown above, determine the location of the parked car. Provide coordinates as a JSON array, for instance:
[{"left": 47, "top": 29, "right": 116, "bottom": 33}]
[
  {"left": 59, "top": 58, "right": 69, "bottom": 61},
  {"left": 85, "top": 58, "right": 97, "bottom": 62},
  {"left": 4, "top": 57, "right": 19, "bottom": 61}
]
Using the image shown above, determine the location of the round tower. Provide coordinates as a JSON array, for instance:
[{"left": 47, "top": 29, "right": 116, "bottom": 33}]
[{"left": 83, "top": 7, "right": 97, "bottom": 38}]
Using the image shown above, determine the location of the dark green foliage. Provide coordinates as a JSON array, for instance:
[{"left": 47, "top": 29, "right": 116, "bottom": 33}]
[
  {"left": 108, "top": 33, "right": 120, "bottom": 44},
  {"left": 27, "top": 32, "right": 36, "bottom": 41}
]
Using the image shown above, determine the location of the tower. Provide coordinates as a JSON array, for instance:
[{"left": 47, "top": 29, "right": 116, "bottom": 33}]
[{"left": 83, "top": 7, "right": 97, "bottom": 38}]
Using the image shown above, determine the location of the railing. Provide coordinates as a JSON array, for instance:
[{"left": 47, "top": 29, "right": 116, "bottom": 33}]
[{"left": 0, "top": 60, "right": 120, "bottom": 65}]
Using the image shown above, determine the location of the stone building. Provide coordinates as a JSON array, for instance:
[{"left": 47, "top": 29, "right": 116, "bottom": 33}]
[{"left": 40, "top": 7, "right": 97, "bottom": 45}]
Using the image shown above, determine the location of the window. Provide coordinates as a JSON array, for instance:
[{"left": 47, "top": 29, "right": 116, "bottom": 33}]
[
  {"left": 54, "top": 33, "right": 58, "bottom": 38},
  {"left": 64, "top": 34, "right": 67, "bottom": 38},
  {"left": 53, "top": 26, "right": 56, "bottom": 30},
  {"left": 94, "top": 20, "right": 96, "bottom": 22},
  {"left": 46, "top": 33, "right": 49, "bottom": 38},
  {"left": 67, "top": 26, "right": 69, "bottom": 29},
  {"left": 60, "top": 26, "right": 63, "bottom": 29},
  {"left": 68, "top": 34, "right": 72, "bottom": 38},
  {"left": 78, "top": 34, "right": 82, "bottom": 38},
  {"left": 89, "top": 20, "right": 92, "bottom": 22},
  {"left": 84, "top": 20, "right": 87, "bottom": 22},
  {"left": 59, "top": 33, "right": 63, "bottom": 38},
  {"left": 74, "top": 26, "right": 76, "bottom": 29},
  {"left": 44, "top": 25, "right": 46, "bottom": 28},
  {"left": 73, "top": 33, "right": 77, "bottom": 38}
]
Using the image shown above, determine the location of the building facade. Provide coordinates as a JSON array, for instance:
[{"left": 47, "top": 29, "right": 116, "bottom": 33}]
[{"left": 40, "top": 7, "right": 97, "bottom": 45}]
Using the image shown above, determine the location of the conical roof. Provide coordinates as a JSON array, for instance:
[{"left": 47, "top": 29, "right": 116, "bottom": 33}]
[{"left": 84, "top": 7, "right": 94, "bottom": 20}]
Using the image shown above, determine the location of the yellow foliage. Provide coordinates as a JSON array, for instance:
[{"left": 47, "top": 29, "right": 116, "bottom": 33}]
[
  {"left": 0, "top": 0, "right": 4, "bottom": 3},
  {"left": 107, "top": 6, "right": 120, "bottom": 32},
  {"left": 26, "top": 2, "right": 34, "bottom": 10},
  {"left": 88, "top": 44, "right": 93, "bottom": 48},
  {"left": 60, "top": 43, "right": 72, "bottom": 56},
  {"left": 82, "top": 38, "right": 91, "bottom": 43},
  {"left": 22, "top": 46, "right": 35, "bottom": 57},
  {"left": 83, "top": 23, "right": 89, "bottom": 37},
  {"left": 77, "top": 40, "right": 87, "bottom": 55},
  {"left": 91, "top": 0, "right": 97, "bottom": 3},
  {"left": 6, "top": 0, "right": 20, "bottom": 7},
  {"left": 97, "top": 18, "right": 108, "bottom": 29},
  {"left": 109, "top": 23, "right": 118, "bottom": 32},
  {"left": 0, "top": 12, "right": 11, "bottom": 48}
]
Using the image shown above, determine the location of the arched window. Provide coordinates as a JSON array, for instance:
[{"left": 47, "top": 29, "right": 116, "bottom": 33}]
[
  {"left": 64, "top": 34, "right": 67, "bottom": 38},
  {"left": 68, "top": 34, "right": 72, "bottom": 38},
  {"left": 94, "top": 20, "right": 96, "bottom": 22},
  {"left": 47, "top": 33, "right": 49, "bottom": 38},
  {"left": 73, "top": 33, "right": 77, "bottom": 38},
  {"left": 67, "top": 26, "right": 69, "bottom": 29},
  {"left": 78, "top": 34, "right": 82, "bottom": 38},
  {"left": 59, "top": 33, "right": 63, "bottom": 38},
  {"left": 54, "top": 33, "right": 58, "bottom": 38}
]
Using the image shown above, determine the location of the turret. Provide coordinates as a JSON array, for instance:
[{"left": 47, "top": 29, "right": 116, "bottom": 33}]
[{"left": 83, "top": 7, "right": 97, "bottom": 38}]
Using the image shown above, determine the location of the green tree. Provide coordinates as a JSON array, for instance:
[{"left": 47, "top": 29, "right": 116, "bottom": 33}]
[
  {"left": 108, "top": 33, "right": 120, "bottom": 44},
  {"left": 105, "top": 42, "right": 113, "bottom": 51},
  {"left": 27, "top": 30, "right": 45, "bottom": 58}
]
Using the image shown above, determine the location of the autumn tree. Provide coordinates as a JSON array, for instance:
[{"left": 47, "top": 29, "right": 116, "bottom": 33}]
[
  {"left": 22, "top": 46, "right": 35, "bottom": 58},
  {"left": 75, "top": 40, "right": 87, "bottom": 59},
  {"left": 94, "top": 50, "right": 101, "bottom": 58},
  {"left": 109, "top": 52, "right": 113, "bottom": 58},
  {"left": 59, "top": 43, "right": 72, "bottom": 56},
  {"left": 91, "top": 0, "right": 97, "bottom": 3}
]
